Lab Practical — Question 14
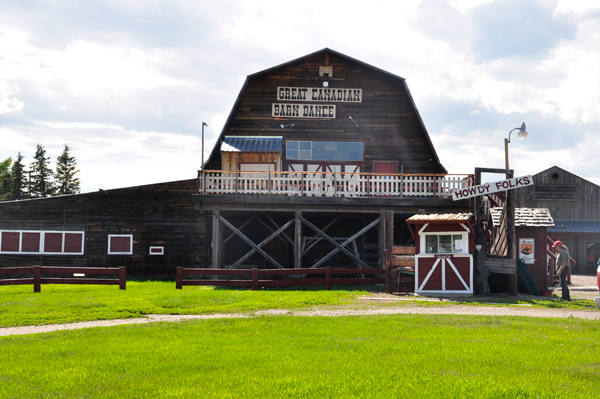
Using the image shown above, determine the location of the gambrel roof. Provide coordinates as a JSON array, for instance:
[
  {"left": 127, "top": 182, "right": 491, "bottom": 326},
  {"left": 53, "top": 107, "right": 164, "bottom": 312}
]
[{"left": 204, "top": 48, "right": 446, "bottom": 174}]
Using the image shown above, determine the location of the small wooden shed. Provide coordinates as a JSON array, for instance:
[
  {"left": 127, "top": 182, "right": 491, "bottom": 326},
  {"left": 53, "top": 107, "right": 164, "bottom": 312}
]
[
  {"left": 407, "top": 214, "right": 476, "bottom": 296},
  {"left": 491, "top": 207, "right": 554, "bottom": 291},
  {"left": 220, "top": 136, "right": 282, "bottom": 172}
]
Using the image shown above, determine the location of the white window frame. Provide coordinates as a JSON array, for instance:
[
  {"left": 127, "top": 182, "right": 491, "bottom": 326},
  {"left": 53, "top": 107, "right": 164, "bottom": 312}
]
[
  {"left": 108, "top": 234, "right": 133, "bottom": 255},
  {"left": 149, "top": 246, "right": 164, "bottom": 255},
  {"left": 420, "top": 230, "right": 469, "bottom": 255},
  {"left": 0, "top": 230, "right": 85, "bottom": 255}
]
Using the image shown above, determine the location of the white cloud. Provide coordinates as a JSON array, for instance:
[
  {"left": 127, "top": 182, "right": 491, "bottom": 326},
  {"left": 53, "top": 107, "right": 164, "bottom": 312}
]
[
  {"left": 0, "top": 82, "right": 23, "bottom": 114},
  {"left": 1, "top": 0, "right": 600, "bottom": 193}
]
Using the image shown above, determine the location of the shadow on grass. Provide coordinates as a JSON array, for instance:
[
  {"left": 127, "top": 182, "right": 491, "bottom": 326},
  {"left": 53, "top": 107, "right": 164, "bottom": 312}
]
[
  {"left": 211, "top": 284, "right": 386, "bottom": 293},
  {"left": 453, "top": 294, "right": 597, "bottom": 310}
]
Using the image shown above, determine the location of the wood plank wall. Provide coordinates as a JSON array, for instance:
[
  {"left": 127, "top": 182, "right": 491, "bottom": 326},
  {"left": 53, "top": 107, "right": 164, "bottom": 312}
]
[
  {"left": 0, "top": 179, "right": 205, "bottom": 277},
  {"left": 513, "top": 166, "right": 600, "bottom": 274},
  {"left": 206, "top": 51, "right": 445, "bottom": 175},
  {"left": 514, "top": 166, "right": 600, "bottom": 221}
]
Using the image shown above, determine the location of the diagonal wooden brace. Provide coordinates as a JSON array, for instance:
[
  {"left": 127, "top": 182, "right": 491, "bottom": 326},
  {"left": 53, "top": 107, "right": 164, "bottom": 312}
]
[
  {"left": 215, "top": 213, "right": 292, "bottom": 269},
  {"left": 299, "top": 215, "right": 380, "bottom": 269}
]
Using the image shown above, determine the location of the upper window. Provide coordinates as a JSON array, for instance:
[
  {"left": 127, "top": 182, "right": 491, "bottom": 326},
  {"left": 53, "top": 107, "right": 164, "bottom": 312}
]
[
  {"left": 108, "top": 235, "right": 133, "bottom": 255},
  {"left": 286, "top": 141, "right": 363, "bottom": 162},
  {"left": 0, "top": 230, "right": 84, "bottom": 255},
  {"left": 423, "top": 233, "right": 467, "bottom": 254}
]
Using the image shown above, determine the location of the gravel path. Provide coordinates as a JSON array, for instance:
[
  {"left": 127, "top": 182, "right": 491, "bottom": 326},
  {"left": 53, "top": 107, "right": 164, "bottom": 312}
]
[
  {"left": 1, "top": 304, "right": 599, "bottom": 337},
  {"left": 2, "top": 275, "right": 597, "bottom": 337}
]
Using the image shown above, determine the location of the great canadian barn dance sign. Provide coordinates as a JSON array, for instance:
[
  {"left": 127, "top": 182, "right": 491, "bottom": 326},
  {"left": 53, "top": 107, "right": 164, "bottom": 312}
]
[
  {"left": 452, "top": 175, "right": 533, "bottom": 201},
  {"left": 272, "top": 86, "right": 362, "bottom": 119}
]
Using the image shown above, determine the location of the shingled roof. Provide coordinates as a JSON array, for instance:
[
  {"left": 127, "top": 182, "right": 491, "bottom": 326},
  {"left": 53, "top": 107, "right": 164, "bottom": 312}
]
[
  {"left": 490, "top": 208, "right": 554, "bottom": 227},
  {"left": 407, "top": 213, "right": 474, "bottom": 223}
]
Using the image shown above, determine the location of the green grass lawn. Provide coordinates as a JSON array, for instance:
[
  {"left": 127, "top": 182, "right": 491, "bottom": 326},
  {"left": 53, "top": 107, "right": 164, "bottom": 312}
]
[
  {"left": 1, "top": 314, "right": 598, "bottom": 398},
  {"left": 0, "top": 282, "right": 596, "bottom": 328},
  {"left": 0, "top": 282, "right": 364, "bottom": 327}
]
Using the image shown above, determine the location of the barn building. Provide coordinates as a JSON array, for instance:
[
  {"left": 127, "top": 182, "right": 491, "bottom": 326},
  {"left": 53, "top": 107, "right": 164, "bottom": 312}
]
[
  {"left": 0, "top": 49, "right": 473, "bottom": 280},
  {"left": 514, "top": 165, "right": 600, "bottom": 275}
]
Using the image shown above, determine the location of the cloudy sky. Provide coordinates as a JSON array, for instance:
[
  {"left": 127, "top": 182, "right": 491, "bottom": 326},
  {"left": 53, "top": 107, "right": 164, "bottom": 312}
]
[{"left": 1, "top": 0, "right": 599, "bottom": 193}]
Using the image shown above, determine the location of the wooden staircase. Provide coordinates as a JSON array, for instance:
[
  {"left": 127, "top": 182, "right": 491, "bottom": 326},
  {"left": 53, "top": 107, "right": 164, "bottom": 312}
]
[{"left": 391, "top": 245, "right": 415, "bottom": 292}]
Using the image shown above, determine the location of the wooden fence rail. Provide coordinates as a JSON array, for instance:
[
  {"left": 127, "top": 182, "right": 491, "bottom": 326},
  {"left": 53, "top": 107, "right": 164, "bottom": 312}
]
[
  {"left": 0, "top": 266, "right": 126, "bottom": 292},
  {"left": 176, "top": 266, "right": 385, "bottom": 291}
]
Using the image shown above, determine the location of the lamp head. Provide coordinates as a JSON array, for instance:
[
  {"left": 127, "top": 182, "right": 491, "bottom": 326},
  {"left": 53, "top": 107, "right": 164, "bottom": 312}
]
[
  {"left": 202, "top": 122, "right": 208, "bottom": 128},
  {"left": 517, "top": 122, "right": 527, "bottom": 139}
]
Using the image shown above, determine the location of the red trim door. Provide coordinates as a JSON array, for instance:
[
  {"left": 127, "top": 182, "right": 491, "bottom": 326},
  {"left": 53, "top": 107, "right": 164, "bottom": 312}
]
[{"left": 415, "top": 254, "right": 473, "bottom": 295}]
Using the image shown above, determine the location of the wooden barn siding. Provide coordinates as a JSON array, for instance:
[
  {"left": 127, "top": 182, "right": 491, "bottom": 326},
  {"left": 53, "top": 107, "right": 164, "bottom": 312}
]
[
  {"left": 207, "top": 52, "right": 444, "bottom": 174},
  {"left": 513, "top": 167, "right": 600, "bottom": 274},
  {"left": 514, "top": 166, "right": 600, "bottom": 221},
  {"left": 0, "top": 179, "right": 205, "bottom": 277}
]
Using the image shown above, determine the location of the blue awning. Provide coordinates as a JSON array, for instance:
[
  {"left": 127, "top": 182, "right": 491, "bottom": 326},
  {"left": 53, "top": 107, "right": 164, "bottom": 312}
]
[
  {"left": 549, "top": 221, "right": 600, "bottom": 234},
  {"left": 221, "top": 136, "right": 282, "bottom": 152}
]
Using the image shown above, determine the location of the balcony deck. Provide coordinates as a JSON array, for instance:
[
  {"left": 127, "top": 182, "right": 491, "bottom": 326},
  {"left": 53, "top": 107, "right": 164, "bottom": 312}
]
[
  {"left": 197, "top": 170, "right": 473, "bottom": 199},
  {"left": 196, "top": 170, "right": 473, "bottom": 211}
]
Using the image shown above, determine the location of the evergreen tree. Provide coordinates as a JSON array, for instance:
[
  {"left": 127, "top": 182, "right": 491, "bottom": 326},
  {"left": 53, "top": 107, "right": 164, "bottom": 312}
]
[
  {"left": 30, "top": 144, "right": 54, "bottom": 198},
  {"left": 0, "top": 157, "right": 13, "bottom": 200},
  {"left": 55, "top": 144, "right": 81, "bottom": 195},
  {"left": 10, "top": 152, "right": 26, "bottom": 200}
]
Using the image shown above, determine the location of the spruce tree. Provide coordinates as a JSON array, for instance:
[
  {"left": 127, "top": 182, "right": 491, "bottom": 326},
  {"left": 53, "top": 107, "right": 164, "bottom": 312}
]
[
  {"left": 9, "top": 153, "right": 26, "bottom": 200},
  {"left": 0, "top": 157, "right": 13, "bottom": 200},
  {"left": 30, "top": 144, "right": 54, "bottom": 197},
  {"left": 55, "top": 144, "right": 81, "bottom": 195}
]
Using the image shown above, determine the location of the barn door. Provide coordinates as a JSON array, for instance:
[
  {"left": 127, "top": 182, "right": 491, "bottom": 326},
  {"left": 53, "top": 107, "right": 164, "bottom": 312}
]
[{"left": 415, "top": 254, "right": 473, "bottom": 295}]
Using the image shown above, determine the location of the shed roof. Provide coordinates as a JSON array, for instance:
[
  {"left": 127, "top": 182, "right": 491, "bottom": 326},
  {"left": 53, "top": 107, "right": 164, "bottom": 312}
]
[
  {"left": 549, "top": 221, "right": 600, "bottom": 234},
  {"left": 221, "top": 136, "right": 282, "bottom": 153},
  {"left": 490, "top": 208, "right": 554, "bottom": 227},
  {"left": 407, "top": 213, "right": 474, "bottom": 223}
]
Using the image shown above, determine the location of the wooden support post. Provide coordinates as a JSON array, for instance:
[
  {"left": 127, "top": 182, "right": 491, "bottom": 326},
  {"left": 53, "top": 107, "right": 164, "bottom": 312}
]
[
  {"left": 176, "top": 267, "right": 183, "bottom": 289},
  {"left": 295, "top": 210, "right": 303, "bottom": 269},
  {"left": 196, "top": 170, "right": 200, "bottom": 194},
  {"left": 119, "top": 266, "right": 126, "bottom": 290},
  {"left": 252, "top": 268, "right": 259, "bottom": 291},
  {"left": 212, "top": 210, "right": 222, "bottom": 269},
  {"left": 385, "top": 210, "right": 394, "bottom": 294},
  {"left": 326, "top": 266, "right": 331, "bottom": 290},
  {"left": 379, "top": 211, "right": 386, "bottom": 268},
  {"left": 506, "top": 170, "right": 518, "bottom": 296},
  {"left": 33, "top": 265, "right": 41, "bottom": 293}
]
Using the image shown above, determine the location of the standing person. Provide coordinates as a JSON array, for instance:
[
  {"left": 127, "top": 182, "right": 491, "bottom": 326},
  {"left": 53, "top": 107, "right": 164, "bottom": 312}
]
[{"left": 553, "top": 241, "right": 571, "bottom": 301}]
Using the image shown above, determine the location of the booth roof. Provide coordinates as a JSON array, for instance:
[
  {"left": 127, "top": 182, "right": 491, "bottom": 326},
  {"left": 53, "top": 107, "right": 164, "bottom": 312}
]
[
  {"left": 490, "top": 207, "right": 554, "bottom": 228},
  {"left": 407, "top": 213, "right": 473, "bottom": 223}
]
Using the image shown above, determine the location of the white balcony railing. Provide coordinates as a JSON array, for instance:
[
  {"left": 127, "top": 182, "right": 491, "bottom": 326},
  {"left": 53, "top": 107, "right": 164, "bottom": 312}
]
[{"left": 197, "top": 170, "right": 473, "bottom": 199}]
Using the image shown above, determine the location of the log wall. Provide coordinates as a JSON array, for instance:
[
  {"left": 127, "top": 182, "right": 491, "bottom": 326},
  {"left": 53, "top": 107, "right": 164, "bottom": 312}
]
[{"left": 0, "top": 179, "right": 205, "bottom": 277}]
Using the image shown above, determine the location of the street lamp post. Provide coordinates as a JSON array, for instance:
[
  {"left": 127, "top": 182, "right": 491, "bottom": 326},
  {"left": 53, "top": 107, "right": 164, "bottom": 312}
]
[
  {"left": 503, "top": 122, "right": 527, "bottom": 297},
  {"left": 504, "top": 122, "right": 528, "bottom": 170},
  {"left": 201, "top": 122, "right": 208, "bottom": 170}
]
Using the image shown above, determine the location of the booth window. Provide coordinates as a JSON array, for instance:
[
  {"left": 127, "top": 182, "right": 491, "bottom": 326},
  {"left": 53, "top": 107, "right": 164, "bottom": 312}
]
[
  {"left": 424, "top": 233, "right": 466, "bottom": 254},
  {"left": 0, "top": 230, "right": 84, "bottom": 255},
  {"left": 108, "top": 235, "right": 133, "bottom": 255}
]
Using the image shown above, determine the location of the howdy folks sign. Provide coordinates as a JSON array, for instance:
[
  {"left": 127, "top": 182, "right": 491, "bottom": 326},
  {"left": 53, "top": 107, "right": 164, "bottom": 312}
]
[{"left": 452, "top": 175, "right": 533, "bottom": 201}]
